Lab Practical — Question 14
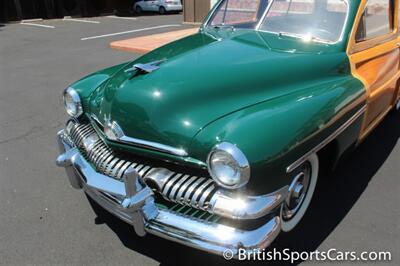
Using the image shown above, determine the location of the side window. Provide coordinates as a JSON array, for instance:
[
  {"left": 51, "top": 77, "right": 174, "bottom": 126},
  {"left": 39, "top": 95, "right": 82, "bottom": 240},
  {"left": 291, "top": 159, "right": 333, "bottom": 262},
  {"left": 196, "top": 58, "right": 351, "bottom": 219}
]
[{"left": 356, "top": 0, "right": 393, "bottom": 42}]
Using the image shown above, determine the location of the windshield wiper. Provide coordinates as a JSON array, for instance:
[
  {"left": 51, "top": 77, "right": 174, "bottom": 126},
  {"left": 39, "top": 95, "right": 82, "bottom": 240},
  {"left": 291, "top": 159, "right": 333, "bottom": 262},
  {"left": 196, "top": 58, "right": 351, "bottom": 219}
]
[{"left": 211, "top": 24, "right": 235, "bottom": 31}]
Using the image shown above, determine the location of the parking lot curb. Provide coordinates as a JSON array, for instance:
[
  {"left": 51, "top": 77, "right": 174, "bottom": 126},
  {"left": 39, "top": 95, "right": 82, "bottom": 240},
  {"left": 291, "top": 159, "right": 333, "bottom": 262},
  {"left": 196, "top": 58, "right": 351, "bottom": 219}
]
[{"left": 110, "top": 28, "right": 199, "bottom": 54}]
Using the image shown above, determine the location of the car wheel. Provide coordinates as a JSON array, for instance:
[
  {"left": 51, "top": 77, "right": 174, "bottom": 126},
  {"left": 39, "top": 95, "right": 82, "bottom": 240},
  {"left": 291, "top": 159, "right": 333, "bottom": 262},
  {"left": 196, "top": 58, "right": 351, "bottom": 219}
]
[
  {"left": 135, "top": 6, "right": 142, "bottom": 14},
  {"left": 129, "top": 5, "right": 136, "bottom": 15},
  {"left": 159, "top": 6, "right": 166, "bottom": 15},
  {"left": 396, "top": 98, "right": 400, "bottom": 111},
  {"left": 280, "top": 153, "right": 319, "bottom": 232}
]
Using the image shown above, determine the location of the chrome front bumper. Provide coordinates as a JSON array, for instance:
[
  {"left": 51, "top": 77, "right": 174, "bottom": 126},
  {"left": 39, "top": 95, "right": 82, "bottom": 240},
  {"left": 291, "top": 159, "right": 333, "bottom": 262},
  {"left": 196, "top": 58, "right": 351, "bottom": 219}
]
[{"left": 56, "top": 129, "right": 283, "bottom": 257}]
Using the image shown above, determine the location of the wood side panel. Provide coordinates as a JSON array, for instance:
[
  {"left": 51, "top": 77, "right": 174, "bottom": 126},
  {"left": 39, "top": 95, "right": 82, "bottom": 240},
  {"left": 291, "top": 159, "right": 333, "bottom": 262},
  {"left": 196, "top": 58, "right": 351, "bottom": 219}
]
[
  {"left": 354, "top": 49, "right": 399, "bottom": 96},
  {"left": 365, "top": 79, "right": 397, "bottom": 127},
  {"left": 347, "top": 0, "right": 400, "bottom": 141},
  {"left": 350, "top": 47, "right": 399, "bottom": 135}
]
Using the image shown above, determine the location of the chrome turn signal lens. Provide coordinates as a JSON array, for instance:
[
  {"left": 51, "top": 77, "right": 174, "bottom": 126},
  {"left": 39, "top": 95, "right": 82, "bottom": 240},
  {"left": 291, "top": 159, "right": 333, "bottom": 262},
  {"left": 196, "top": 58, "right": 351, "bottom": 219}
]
[
  {"left": 63, "top": 87, "right": 83, "bottom": 118},
  {"left": 207, "top": 142, "right": 250, "bottom": 189}
]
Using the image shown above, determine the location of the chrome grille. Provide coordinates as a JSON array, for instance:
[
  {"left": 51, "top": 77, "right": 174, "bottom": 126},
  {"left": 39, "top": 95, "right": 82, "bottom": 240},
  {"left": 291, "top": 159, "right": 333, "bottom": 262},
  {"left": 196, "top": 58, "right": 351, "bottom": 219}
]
[
  {"left": 162, "top": 174, "right": 216, "bottom": 210},
  {"left": 167, "top": 203, "right": 220, "bottom": 223},
  {"left": 66, "top": 120, "right": 217, "bottom": 213},
  {"left": 67, "top": 121, "right": 153, "bottom": 180},
  {"left": 159, "top": 173, "right": 217, "bottom": 211}
]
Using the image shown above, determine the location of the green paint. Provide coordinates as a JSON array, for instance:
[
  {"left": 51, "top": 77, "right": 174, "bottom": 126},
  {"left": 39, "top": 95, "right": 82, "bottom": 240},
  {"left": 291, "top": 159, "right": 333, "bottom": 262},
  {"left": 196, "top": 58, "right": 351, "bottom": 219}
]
[{"left": 67, "top": 1, "right": 366, "bottom": 193}]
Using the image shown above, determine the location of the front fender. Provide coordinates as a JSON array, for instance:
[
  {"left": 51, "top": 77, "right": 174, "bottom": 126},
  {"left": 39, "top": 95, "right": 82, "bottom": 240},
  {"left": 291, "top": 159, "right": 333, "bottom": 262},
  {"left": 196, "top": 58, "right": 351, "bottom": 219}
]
[
  {"left": 69, "top": 62, "right": 130, "bottom": 110},
  {"left": 189, "top": 77, "right": 366, "bottom": 194}
]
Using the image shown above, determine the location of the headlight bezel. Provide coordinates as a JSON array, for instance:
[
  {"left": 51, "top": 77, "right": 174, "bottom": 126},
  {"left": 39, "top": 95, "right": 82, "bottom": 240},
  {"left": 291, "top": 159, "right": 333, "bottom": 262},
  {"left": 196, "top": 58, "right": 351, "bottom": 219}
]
[
  {"left": 207, "top": 142, "right": 250, "bottom": 189},
  {"left": 63, "top": 87, "right": 83, "bottom": 118}
]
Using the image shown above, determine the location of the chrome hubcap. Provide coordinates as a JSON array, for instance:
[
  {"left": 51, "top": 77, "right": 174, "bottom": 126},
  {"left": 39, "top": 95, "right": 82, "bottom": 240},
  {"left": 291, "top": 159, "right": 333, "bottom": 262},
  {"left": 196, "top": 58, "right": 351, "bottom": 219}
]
[
  {"left": 396, "top": 99, "right": 400, "bottom": 110},
  {"left": 282, "top": 163, "right": 311, "bottom": 220}
]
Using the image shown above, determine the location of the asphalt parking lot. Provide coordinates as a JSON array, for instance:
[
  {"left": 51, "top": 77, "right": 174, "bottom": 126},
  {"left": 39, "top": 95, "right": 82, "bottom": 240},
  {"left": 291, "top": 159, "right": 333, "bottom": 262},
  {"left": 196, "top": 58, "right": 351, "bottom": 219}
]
[{"left": 0, "top": 14, "right": 399, "bottom": 266}]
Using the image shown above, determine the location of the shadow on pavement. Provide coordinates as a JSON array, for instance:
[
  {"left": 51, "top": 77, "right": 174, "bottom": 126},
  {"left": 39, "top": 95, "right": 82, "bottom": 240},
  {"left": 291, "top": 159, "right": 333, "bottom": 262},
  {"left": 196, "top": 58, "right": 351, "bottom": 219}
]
[{"left": 88, "top": 110, "right": 400, "bottom": 266}]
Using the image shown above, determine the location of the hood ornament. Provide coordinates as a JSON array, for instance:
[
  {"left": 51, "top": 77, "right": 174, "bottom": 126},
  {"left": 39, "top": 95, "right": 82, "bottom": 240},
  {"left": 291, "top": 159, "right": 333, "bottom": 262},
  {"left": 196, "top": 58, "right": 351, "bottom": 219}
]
[
  {"left": 101, "top": 117, "right": 188, "bottom": 157},
  {"left": 125, "top": 59, "right": 166, "bottom": 74}
]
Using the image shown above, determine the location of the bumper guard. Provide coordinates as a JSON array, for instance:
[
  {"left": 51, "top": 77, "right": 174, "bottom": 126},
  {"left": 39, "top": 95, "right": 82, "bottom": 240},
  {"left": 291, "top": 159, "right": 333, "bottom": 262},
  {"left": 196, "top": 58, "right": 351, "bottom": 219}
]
[{"left": 56, "top": 129, "right": 283, "bottom": 257}]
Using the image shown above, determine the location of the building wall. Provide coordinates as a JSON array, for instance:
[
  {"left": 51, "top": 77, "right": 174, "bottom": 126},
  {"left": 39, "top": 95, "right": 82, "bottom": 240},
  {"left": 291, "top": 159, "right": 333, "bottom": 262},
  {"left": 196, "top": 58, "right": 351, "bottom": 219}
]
[
  {"left": 183, "top": 0, "right": 212, "bottom": 24},
  {"left": 0, "top": 0, "right": 128, "bottom": 22}
]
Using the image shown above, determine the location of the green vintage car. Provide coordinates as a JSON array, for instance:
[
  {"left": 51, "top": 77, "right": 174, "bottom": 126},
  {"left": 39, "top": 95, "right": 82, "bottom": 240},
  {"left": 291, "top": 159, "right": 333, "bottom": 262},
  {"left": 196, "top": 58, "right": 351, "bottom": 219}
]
[{"left": 56, "top": 0, "right": 400, "bottom": 258}]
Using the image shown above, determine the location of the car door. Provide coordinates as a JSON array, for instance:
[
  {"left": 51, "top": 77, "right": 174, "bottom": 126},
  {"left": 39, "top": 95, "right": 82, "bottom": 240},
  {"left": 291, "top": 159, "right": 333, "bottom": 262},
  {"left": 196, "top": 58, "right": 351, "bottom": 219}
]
[
  {"left": 347, "top": 0, "right": 400, "bottom": 140},
  {"left": 149, "top": 0, "right": 159, "bottom": 11},
  {"left": 143, "top": 0, "right": 155, "bottom": 11}
]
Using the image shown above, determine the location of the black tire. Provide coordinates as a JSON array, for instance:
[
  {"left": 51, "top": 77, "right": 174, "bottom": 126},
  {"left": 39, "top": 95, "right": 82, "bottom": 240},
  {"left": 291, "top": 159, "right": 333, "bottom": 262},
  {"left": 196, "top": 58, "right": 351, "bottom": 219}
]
[
  {"left": 135, "top": 6, "right": 142, "bottom": 14},
  {"left": 159, "top": 6, "right": 166, "bottom": 15},
  {"left": 129, "top": 5, "right": 136, "bottom": 15},
  {"left": 389, "top": 98, "right": 400, "bottom": 115}
]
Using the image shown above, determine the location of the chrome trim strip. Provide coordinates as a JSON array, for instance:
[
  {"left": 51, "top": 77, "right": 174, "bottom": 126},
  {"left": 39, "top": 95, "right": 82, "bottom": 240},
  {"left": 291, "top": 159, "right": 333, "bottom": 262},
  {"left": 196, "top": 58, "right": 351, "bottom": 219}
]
[
  {"left": 90, "top": 114, "right": 104, "bottom": 128},
  {"left": 118, "top": 135, "right": 188, "bottom": 157},
  {"left": 255, "top": 0, "right": 275, "bottom": 30},
  {"left": 286, "top": 105, "right": 367, "bottom": 173},
  {"left": 89, "top": 114, "right": 188, "bottom": 157},
  {"left": 202, "top": 0, "right": 224, "bottom": 29}
]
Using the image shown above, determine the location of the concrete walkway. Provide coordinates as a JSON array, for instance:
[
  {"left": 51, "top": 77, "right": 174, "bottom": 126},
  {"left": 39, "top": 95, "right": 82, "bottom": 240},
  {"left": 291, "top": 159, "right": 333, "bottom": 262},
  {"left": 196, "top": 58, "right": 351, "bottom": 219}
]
[{"left": 110, "top": 28, "right": 199, "bottom": 54}]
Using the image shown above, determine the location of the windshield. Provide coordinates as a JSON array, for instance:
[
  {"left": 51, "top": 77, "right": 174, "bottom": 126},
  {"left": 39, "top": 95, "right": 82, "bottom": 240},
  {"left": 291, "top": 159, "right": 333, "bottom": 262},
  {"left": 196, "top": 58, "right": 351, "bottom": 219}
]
[{"left": 207, "top": 0, "right": 348, "bottom": 43}]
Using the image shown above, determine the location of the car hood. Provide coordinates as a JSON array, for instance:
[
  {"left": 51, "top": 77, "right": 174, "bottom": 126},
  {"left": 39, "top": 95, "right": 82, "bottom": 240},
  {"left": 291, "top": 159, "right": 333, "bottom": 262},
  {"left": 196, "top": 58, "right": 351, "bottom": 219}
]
[{"left": 88, "top": 29, "right": 347, "bottom": 153}]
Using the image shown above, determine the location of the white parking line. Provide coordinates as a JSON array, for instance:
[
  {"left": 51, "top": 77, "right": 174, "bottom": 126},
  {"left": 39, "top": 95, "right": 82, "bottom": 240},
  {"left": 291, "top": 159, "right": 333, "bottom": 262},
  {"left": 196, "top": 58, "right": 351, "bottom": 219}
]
[
  {"left": 106, "top": 15, "right": 137, "bottom": 20},
  {"left": 21, "top": 18, "right": 43, "bottom": 22},
  {"left": 63, "top": 18, "right": 100, "bottom": 24},
  {"left": 20, "top": 22, "right": 55, "bottom": 29},
  {"left": 81, "top": 24, "right": 181, "bottom": 40}
]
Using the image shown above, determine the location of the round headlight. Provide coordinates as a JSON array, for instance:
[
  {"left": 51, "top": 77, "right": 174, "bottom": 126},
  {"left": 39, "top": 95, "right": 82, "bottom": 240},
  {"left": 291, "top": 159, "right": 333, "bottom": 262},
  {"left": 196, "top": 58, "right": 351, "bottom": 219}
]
[
  {"left": 63, "top": 87, "right": 83, "bottom": 118},
  {"left": 207, "top": 142, "right": 250, "bottom": 189}
]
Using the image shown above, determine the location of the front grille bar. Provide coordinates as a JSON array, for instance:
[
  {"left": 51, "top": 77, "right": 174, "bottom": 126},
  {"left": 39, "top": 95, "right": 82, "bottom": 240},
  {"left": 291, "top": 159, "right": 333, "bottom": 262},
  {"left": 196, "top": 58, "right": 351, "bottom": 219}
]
[
  {"left": 149, "top": 169, "right": 218, "bottom": 211},
  {"left": 67, "top": 121, "right": 153, "bottom": 181},
  {"left": 67, "top": 120, "right": 218, "bottom": 213}
]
